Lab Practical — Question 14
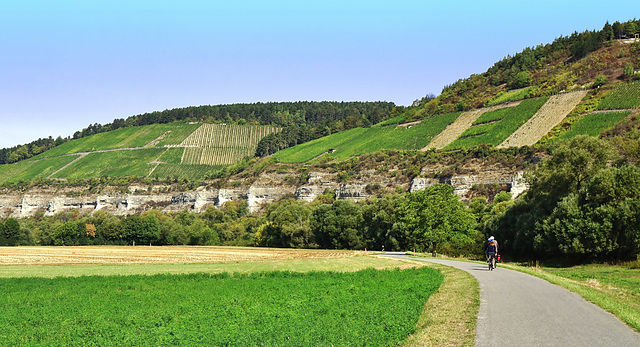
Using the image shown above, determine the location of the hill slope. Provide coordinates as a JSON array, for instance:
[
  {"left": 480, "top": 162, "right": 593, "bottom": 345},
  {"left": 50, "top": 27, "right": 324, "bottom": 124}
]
[{"left": 1, "top": 22, "right": 640, "bottom": 183}]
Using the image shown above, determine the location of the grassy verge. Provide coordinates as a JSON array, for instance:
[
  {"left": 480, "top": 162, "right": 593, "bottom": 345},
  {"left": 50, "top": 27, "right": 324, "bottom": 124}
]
[
  {"left": 0, "top": 255, "right": 404, "bottom": 278},
  {"left": 401, "top": 259, "right": 479, "bottom": 346}
]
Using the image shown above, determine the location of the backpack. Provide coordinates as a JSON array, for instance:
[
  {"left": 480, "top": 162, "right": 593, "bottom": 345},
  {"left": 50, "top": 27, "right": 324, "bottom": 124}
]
[{"left": 487, "top": 241, "right": 496, "bottom": 253}]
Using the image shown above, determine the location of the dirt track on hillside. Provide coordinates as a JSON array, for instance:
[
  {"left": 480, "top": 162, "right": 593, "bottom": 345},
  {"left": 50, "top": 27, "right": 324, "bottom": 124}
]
[
  {"left": 423, "top": 101, "right": 522, "bottom": 150},
  {"left": 498, "top": 90, "right": 587, "bottom": 148}
]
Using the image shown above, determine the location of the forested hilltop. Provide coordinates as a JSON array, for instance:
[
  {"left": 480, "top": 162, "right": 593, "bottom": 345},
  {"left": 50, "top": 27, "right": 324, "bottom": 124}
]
[
  {"left": 405, "top": 19, "right": 640, "bottom": 120},
  {"left": 0, "top": 101, "right": 395, "bottom": 165}
]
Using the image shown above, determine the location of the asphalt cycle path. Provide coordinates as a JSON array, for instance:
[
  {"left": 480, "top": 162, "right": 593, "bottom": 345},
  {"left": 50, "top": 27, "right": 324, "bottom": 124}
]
[{"left": 382, "top": 253, "right": 640, "bottom": 346}]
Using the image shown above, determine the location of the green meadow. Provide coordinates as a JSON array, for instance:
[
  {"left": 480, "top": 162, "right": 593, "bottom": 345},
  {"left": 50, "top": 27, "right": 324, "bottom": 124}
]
[
  {"left": 0, "top": 155, "right": 79, "bottom": 184},
  {"left": 0, "top": 267, "right": 442, "bottom": 346},
  {"left": 274, "top": 112, "right": 460, "bottom": 163},
  {"left": 552, "top": 111, "right": 631, "bottom": 142},
  {"left": 51, "top": 149, "right": 166, "bottom": 179}
]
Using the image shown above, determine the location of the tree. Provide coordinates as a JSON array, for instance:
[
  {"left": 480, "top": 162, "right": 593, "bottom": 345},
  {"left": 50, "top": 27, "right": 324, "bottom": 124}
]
[
  {"left": 311, "top": 200, "right": 363, "bottom": 249},
  {"left": 263, "top": 199, "right": 314, "bottom": 248},
  {"left": 541, "top": 166, "right": 640, "bottom": 260},
  {"left": 2, "top": 218, "right": 21, "bottom": 246},
  {"left": 592, "top": 74, "right": 608, "bottom": 89},
  {"left": 398, "top": 184, "right": 476, "bottom": 255},
  {"left": 510, "top": 71, "right": 532, "bottom": 89},
  {"left": 52, "top": 221, "right": 81, "bottom": 246}
]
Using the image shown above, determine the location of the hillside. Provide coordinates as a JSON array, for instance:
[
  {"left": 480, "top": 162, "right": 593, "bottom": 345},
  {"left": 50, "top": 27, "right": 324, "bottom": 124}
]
[
  {"left": 1, "top": 21, "right": 639, "bottom": 186},
  {"left": 0, "top": 122, "right": 277, "bottom": 184}
]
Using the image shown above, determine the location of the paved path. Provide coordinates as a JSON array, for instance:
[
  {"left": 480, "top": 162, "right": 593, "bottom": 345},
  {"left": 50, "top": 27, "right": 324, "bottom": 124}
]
[{"left": 383, "top": 254, "right": 640, "bottom": 346}]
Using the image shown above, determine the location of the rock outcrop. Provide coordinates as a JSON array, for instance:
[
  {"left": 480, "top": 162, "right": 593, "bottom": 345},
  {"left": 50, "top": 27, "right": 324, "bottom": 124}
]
[{"left": 0, "top": 166, "right": 529, "bottom": 218}]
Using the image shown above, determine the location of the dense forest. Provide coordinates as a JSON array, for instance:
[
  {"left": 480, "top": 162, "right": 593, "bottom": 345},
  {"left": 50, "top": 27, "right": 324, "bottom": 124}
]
[{"left": 0, "top": 101, "right": 395, "bottom": 165}]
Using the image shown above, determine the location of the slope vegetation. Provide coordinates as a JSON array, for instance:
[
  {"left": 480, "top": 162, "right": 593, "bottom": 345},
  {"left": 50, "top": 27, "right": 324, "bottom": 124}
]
[
  {"left": 498, "top": 90, "right": 588, "bottom": 148},
  {"left": 424, "top": 101, "right": 522, "bottom": 150}
]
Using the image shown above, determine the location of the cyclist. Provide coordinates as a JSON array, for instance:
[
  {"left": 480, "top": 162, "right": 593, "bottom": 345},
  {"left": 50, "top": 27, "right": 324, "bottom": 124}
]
[{"left": 485, "top": 236, "right": 498, "bottom": 270}]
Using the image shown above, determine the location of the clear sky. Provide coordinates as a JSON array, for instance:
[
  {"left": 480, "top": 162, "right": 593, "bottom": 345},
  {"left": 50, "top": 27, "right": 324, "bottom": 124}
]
[{"left": 0, "top": 0, "right": 636, "bottom": 148}]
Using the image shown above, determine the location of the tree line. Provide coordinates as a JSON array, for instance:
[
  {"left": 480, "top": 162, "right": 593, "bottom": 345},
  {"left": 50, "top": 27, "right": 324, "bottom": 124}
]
[
  {"left": 2, "top": 136, "right": 639, "bottom": 263},
  {"left": 1, "top": 184, "right": 482, "bottom": 256},
  {"left": 483, "top": 136, "right": 640, "bottom": 262}
]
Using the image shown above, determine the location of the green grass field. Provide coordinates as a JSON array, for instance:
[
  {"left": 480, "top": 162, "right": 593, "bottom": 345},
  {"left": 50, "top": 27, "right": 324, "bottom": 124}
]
[
  {"left": 0, "top": 267, "right": 442, "bottom": 346},
  {"left": 486, "top": 86, "right": 538, "bottom": 106},
  {"left": 552, "top": 111, "right": 631, "bottom": 142},
  {"left": 597, "top": 82, "right": 640, "bottom": 110},
  {"left": 0, "top": 155, "right": 80, "bottom": 184},
  {"left": 274, "top": 112, "right": 460, "bottom": 163},
  {"left": 445, "top": 97, "right": 548, "bottom": 149},
  {"left": 34, "top": 123, "right": 193, "bottom": 159},
  {"left": 151, "top": 163, "right": 221, "bottom": 180},
  {"left": 51, "top": 149, "right": 166, "bottom": 179}
]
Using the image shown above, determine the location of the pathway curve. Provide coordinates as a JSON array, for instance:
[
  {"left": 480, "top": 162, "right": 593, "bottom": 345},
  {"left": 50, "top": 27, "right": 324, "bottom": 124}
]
[{"left": 382, "top": 254, "right": 640, "bottom": 346}]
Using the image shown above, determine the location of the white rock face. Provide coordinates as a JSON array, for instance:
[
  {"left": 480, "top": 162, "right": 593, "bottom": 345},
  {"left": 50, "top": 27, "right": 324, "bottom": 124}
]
[
  {"left": 0, "top": 166, "right": 530, "bottom": 218},
  {"left": 296, "top": 172, "right": 338, "bottom": 202},
  {"left": 335, "top": 183, "right": 370, "bottom": 201},
  {"left": 410, "top": 170, "right": 528, "bottom": 199}
]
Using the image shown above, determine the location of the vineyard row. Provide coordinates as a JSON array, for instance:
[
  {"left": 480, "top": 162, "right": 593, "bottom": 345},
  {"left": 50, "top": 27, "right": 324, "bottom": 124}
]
[{"left": 180, "top": 124, "right": 280, "bottom": 148}]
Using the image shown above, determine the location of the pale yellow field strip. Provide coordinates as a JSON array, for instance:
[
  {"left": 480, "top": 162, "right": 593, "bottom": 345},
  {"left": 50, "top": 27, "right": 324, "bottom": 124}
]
[
  {"left": 498, "top": 90, "right": 588, "bottom": 148},
  {"left": 0, "top": 246, "right": 362, "bottom": 265},
  {"left": 424, "top": 101, "right": 522, "bottom": 150}
]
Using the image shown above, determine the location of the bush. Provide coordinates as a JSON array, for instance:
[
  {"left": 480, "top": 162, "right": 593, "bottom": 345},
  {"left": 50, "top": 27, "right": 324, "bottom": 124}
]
[{"left": 592, "top": 74, "right": 608, "bottom": 89}]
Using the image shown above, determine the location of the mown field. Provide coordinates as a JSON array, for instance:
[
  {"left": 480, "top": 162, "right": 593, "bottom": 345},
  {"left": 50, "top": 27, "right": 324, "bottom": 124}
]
[
  {"left": 445, "top": 97, "right": 548, "bottom": 149},
  {"left": 0, "top": 247, "right": 459, "bottom": 346},
  {"left": 274, "top": 112, "right": 460, "bottom": 163}
]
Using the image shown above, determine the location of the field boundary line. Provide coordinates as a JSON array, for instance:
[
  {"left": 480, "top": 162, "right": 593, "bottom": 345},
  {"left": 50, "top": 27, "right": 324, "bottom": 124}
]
[{"left": 47, "top": 153, "right": 88, "bottom": 178}]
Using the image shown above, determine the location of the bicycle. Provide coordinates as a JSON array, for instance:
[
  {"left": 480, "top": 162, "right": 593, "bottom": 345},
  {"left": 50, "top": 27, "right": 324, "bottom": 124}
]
[{"left": 487, "top": 253, "right": 497, "bottom": 271}]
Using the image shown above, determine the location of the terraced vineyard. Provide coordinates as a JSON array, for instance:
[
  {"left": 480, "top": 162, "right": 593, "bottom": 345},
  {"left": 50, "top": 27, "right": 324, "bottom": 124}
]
[
  {"left": 180, "top": 124, "right": 279, "bottom": 165},
  {"left": 552, "top": 110, "right": 632, "bottom": 142},
  {"left": 274, "top": 112, "right": 460, "bottom": 163},
  {"left": 440, "top": 98, "right": 545, "bottom": 150},
  {"left": 597, "top": 82, "right": 640, "bottom": 110},
  {"left": 498, "top": 91, "right": 586, "bottom": 148}
]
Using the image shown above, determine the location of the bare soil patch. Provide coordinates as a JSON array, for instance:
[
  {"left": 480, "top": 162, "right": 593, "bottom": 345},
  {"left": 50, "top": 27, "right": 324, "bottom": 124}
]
[
  {"left": 0, "top": 246, "right": 362, "bottom": 265},
  {"left": 424, "top": 101, "right": 521, "bottom": 150}
]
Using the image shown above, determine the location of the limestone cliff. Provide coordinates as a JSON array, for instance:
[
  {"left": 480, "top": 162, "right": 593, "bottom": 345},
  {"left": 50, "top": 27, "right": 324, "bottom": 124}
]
[{"left": 0, "top": 164, "right": 528, "bottom": 218}]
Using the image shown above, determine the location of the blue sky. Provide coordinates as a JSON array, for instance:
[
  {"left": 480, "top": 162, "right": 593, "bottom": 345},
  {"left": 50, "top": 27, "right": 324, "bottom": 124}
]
[{"left": 0, "top": 1, "right": 637, "bottom": 148}]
